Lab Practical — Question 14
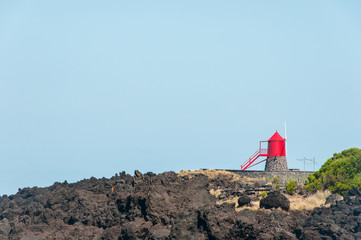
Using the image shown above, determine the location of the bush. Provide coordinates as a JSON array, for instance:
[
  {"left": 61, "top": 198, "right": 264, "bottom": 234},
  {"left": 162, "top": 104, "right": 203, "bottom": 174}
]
[
  {"left": 272, "top": 177, "right": 279, "bottom": 184},
  {"left": 286, "top": 180, "right": 298, "bottom": 195},
  {"left": 261, "top": 192, "right": 267, "bottom": 198},
  {"left": 305, "top": 148, "right": 361, "bottom": 195}
]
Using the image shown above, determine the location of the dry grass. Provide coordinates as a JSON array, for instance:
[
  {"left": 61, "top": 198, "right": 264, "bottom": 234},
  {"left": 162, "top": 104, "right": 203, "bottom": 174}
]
[
  {"left": 209, "top": 188, "right": 222, "bottom": 198},
  {"left": 236, "top": 200, "right": 261, "bottom": 211},
  {"left": 216, "top": 196, "right": 240, "bottom": 208},
  {"left": 242, "top": 176, "right": 267, "bottom": 182},
  {"left": 216, "top": 196, "right": 261, "bottom": 211},
  {"left": 288, "top": 190, "right": 333, "bottom": 210},
  {"left": 234, "top": 190, "right": 333, "bottom": 211},
  {"left": 178, "top": 169, "right": 242, "bottom": 182}
]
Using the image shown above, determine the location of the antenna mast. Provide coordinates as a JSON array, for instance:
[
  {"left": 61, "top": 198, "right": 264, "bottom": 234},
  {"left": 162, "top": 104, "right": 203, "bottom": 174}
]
[{"left": 297, "top": 157, "right": 313, "bottom": 179}]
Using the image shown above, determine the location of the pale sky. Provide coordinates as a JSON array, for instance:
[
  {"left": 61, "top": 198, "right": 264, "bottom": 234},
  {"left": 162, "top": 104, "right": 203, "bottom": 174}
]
[{"left": 1, "top": 1, "right": 361, "bottom": 195}]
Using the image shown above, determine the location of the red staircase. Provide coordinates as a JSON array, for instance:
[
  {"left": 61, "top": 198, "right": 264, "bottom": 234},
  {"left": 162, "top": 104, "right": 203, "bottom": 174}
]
[{"left": 241, "top": 147, "right": 268, "bottom": 170}]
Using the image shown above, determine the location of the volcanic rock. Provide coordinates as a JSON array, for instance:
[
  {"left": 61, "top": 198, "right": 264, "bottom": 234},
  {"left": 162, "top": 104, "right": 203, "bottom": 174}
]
[
  {"left": 325, "top": 194, "right": 343, "bottom": 205},
  {"left": 1, "top": 170, "right": 361, "bottom": 239},
  {"left": 260, "top": 191, "right": 290, "bottom": 211},
  {"left": 237, "top": 193, "right": 251, "bottom": 207},
  {"left": 0, "top": 218, "right": 10, "bottom": 235},
  {"left": 300, "top": 188, "right": 361, "bottom": 239}
]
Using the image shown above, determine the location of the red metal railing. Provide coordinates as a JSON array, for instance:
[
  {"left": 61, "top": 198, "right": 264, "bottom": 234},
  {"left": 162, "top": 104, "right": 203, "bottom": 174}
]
[
  {"left": 260, "top": 148, "right": 268, "bottom": 156},
  {"left": 241, "top": 147, "right": 269, "bottom": 170},
  {"left": 241, "top": 149, "right": 260, "bottom": 170}
]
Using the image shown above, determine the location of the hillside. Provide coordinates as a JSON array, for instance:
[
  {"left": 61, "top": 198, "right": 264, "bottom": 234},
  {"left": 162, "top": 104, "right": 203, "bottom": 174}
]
[{"left": 0, "top": 170, "right": 361, "bottom": 239}]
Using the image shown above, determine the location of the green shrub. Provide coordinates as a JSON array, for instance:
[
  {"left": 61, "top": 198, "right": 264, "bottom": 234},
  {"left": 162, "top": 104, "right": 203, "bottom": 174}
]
[
  {"left": 272, "top": 177, "right": 279, "bottom": 184},
  {"left": 286, "top": 180, "right": 298, "bottom": 195},
  {"left": 261, "top": 192, "right": 267, "bottom": 198},
  {"left": 305, "top": 148, "right": 361, "bottom": 195}
]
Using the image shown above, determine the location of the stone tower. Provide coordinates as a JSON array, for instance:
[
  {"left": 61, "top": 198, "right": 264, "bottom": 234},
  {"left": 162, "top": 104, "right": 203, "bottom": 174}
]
[
  {"left": 265, "top": 156, "right": 288, "bottom": 171},
  {"left": 264, "top": 131, "right": 288, "bottom": 171},
  {"left": 241, "top": 131, "right": 289, "bottom": 171}
]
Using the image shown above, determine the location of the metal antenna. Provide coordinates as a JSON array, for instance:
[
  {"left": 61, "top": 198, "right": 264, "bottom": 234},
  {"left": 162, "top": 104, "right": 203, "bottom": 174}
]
[
  {"left": 297, "top": 157, "right": 312, "bottom": 179},
  {"left": 296, "top": 158, "right": 306, "bottom": 179},
  {"left": 310, "top": 157, "right": 316, "bottom": 172}
]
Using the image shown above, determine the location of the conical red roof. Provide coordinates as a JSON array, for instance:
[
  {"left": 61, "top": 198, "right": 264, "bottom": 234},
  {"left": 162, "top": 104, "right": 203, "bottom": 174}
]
[{"left": 268, "top": 131, "right": 285, "bottom": 141}]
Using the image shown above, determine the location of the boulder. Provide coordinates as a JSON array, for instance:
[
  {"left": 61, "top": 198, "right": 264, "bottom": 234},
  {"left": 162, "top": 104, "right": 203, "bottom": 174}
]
[
  {"left": 325, "top": 194, "right": 343, "bottom": 205},
  {"left": 134, "top": 170, "right": 143, "bottom": 179},
  {"left": 237, "top": 194, "right": 251, "bottom": 207},
  {"left": 260, "top": 191, "right": 290, "bottom": 211}
]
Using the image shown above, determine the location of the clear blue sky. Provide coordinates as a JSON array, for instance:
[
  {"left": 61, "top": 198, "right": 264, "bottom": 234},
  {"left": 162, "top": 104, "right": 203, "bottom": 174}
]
[{"left": 1, "top": 1, "right": 361, "bottom": 195}]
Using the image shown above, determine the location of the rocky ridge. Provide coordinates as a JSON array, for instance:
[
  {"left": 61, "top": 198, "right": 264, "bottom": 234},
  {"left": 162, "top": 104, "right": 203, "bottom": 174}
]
[{"left": 0, "top": 170, "right": 360, "bottom": 239}]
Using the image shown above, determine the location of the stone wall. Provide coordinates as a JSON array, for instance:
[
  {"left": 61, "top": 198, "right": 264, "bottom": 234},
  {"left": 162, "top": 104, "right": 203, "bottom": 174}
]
[
  {"left": 264, "top": 156, "right": 288, "bottom": 171},
  {"left": 225, "top": 169, "right": 314, "bottom": 185}
]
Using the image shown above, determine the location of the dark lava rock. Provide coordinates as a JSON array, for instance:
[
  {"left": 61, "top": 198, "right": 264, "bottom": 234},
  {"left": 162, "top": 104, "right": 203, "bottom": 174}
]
[
  {"left": 260, "top": 191, "right": 290, "bottom": 211},
  {"left": 348, "top": 186, "right": 361, "bottom": 196},
  {"left": 353, "top": 207, "right": 361, "bottom": 216},
  {"left": 237, "top": 193, "right": 251, "bottom": 207},
  {"left": 134, "top": 170, "right": 143, "bottom": 179},
  {"left": 325, "top": 194, "right": 343, "bottom": 205},
  {"left": 0, "top": 218, "right": 11, "bottom": 235},
  {"left": 0, "top": 171, "right": 219, "bottom": 239},
  {"left": 170, "top": 203, "right": 301, "bottom": 240},
  {"left": 2, "top": 170, "right": 361, "bottom": 240},
  {"left": 300, "top": 188, "right": 361, "bottom": 240}
]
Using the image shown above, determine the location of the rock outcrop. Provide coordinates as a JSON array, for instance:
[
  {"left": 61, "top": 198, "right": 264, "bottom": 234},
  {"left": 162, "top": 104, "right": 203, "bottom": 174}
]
[
  {"left": 0, "top": 171, "right": 361, "bottom": 239},
  {"left": 300, "top": 187, "right": 361, "bottom": 240},
  {"left": 325, "top": 193, "right": 343, "bottom": 205},
  {"left": 260, "top": 191, "right": 290, "bottom": 211}
]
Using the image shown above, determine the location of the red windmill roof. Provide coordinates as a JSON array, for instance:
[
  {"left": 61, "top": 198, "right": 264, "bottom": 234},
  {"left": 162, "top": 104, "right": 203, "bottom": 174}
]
[{"left": 268, "top": 131, "right": 285, "bottom": 141}]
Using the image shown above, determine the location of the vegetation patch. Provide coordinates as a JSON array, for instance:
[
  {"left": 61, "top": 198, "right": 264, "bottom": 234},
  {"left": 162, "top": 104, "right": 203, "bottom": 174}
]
[
  {"left": 305, "top": 148, "right": 361, "bottom": 195},
  {"left": 288, "top": 190, "right": 332, "bottom": 210},
  {"left": 286, "top": 181, "right": 298, "bottom": 195}
]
